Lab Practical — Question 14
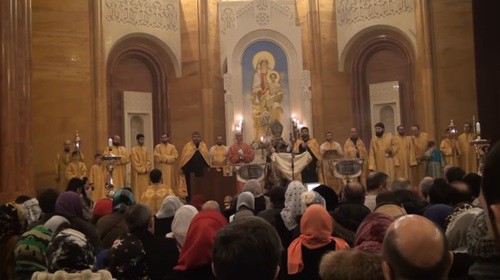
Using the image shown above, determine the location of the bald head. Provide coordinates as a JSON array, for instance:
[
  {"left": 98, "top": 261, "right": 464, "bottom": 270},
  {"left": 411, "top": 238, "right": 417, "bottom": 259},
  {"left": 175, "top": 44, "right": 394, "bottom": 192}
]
[
  {"left": 382, "top": 215, "right": 452, "bottom": 280},
  {"left": 202, "top": 200, "right": 220, "bottom": 211},
  {"left": 63, "top": 140, "right": 71, "bottom": 152},
  {"left": 343, "top": 181, "right": 366, "bottom": 204}
]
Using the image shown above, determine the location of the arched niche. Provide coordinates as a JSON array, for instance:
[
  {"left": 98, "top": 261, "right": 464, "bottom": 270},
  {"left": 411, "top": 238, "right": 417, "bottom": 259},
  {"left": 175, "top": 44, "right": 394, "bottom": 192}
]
[
  {"left": 345, "top": 27, "right": 416, "bottom": 141},
  {"left": 106, "top": 34, "right": 175, "bottom": 145}
]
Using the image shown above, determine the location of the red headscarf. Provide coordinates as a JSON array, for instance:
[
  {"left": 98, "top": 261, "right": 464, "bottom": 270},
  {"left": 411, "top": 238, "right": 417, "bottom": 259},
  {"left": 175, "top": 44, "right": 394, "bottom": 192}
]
[
  {"left": 354, "top": 212, "right": 394, "bottom": 254},
  {"left": 287, "top": 205, "right": 349, "bottom": 274},
  {"left": 174, "top": 210, "right": 227, "bottom": 271}
]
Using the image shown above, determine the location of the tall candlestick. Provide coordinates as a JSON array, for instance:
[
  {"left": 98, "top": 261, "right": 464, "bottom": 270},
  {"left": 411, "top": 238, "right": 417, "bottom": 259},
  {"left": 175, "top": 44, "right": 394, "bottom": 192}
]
[
  {"left": 108, "top": 138, "right": 113, "bottom": 148},
  {"left": 476, "top": 121, "right": 481, "bottom": 135}
]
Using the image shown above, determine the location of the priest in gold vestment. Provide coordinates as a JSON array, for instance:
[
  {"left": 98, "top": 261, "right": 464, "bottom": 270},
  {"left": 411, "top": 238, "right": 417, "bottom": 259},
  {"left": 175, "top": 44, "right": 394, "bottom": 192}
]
[
  {"left": 392, "top": 126, "right": 417, "bottom": 181},
  {"left": 410, "top": 125, "right": 429, "bottom": 186},
  {"left": 178, "top": 131, "right": 211, "bottom": 201},
  {"left": 344, "top": 128, "right": 368, "bottom": 185},
  {"left": 320, "top": 131, "right": 343, "bottom": 194},
  {"left": 457, "top": 123, "right": 478, "bottom": 173},
  {"left": 65, "top": 150, "right": 88, "bottom": 181},
  {"left": 210, "top": 135, "right": 228, "bottom": 167},
  {"left": 131, "top": 134, "right": 152, "bottom": 199},
  {"left": 293, "top": 127, "right": 324, "bottom": 183},
  {"left": 88, "top": 153, "right": 109, "bottom": 201},
  {"left": 369, "top": 122, "right": 395, "bottom": 179},
  {"left": 103, "top": 135, "right": 130, "bottom": 189},
  {"left": 55, "top": 140, "right": 84, "bottom": 192},
  {"left": 141, "top": 169, "right": 175, "bottom": 212},
  {"left": 154, "top": 133, "right": 178, "bottom": 190},
  {"left": 440, "top": 128, "right": 460, "bottom": 167}
]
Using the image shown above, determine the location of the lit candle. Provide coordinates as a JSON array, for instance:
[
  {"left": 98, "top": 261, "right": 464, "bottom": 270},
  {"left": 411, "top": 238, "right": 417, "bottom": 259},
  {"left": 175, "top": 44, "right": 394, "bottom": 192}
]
[
  {"left": 108, "top": 138, "right": 113, "bottom": 147},
  {"left": 260, "top": 136, "right": 264, "bottom": 143},
  {"left": 476, "top": 122, "right": 481, "bottom": 135}
]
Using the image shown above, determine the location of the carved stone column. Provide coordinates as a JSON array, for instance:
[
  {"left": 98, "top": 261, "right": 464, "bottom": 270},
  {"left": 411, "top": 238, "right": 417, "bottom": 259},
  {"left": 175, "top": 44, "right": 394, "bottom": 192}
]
[{"left": 0, "top": 0, "right": 33, "bottom": 203}]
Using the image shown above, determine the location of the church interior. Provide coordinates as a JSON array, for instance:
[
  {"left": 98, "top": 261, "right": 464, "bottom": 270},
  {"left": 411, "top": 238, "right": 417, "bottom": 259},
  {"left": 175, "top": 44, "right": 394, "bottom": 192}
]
[{"left": 1, "top": 0, "right": 499, "bottom": 203}]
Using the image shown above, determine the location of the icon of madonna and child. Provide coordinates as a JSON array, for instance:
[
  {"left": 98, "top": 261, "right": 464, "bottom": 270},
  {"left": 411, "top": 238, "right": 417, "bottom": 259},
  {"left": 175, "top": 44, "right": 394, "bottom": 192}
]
[{"left": 247, "top": 51, "right": 287, "bottom": 143}]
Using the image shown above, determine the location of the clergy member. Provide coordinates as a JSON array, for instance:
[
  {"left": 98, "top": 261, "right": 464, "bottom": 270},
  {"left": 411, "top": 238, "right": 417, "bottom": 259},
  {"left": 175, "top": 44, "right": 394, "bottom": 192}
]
[
  {"left": 88, "top": 153, "right": 109, "bottom": 201},
  {"left": 368, "top": 122, "right": 395, "bottom": 179},
  {"left": 457, "top": 122, "right": 478, "bottom": 173},
  {"left": 293, "top": 127, "right": 323, "bottom": 183},
  {"left": 154, "top": 132, "right": 178, "bottom": 190},
  {"left": 228, "top": 132, "right": 255, "bottom": 164},
  {"left": 103, "top": 135, "right": 130, "bottom": 189},
  {"left": 210, "top": 135, "right": 228, "bottom": 167},
  {"left": 344, "top": 127, "right": 368, "bottom": 185},
  {"left": 392, "top": 125, "right": 417, "bottom": 180},
  {"left": 320, "top": 131, "right": 343, "bottom": 193},
  {"left": 65, "top": 150, "right": 88, "bottom": 181},
  {"left": 131, "top": 134, "right": 152, "bottom": 198},
  {"left": 410, "top": 125, "right": 429, "bottom": 186},
  {"left": 55, "top": 140, "right": 84, "bottom": 192},
  {"left": 141, "top": 169, "right": 174, "bottom": 212},
  {"left": 440, "top": 128, "right": 460, "bottom": 167},
  {"left": 178, "top": 131, "right": 211, "bottom": 201}
]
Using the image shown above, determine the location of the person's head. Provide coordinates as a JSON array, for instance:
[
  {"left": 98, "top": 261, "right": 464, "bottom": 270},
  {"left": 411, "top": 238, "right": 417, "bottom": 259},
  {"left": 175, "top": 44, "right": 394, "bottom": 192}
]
[
  {"left": 450, "top": 181, "right": 472, "bottom": 205},
  {"left": 259, "top": 59, "right": 269, "bottom": 70},
  {"left": 301, "top": 191, "right": 326, "bottom": 208},
  {"left": 112, "top": 135, "right": 121, "bottom": 146},
  {"left": 112, "top": 188, "right": 135, "bottom": 212},
  {"left": 213, "top": 217, "right": 282, "bottom": 280},
  {"left": 392, "top": 178, "right": 411, "bottom": 191},
  {"left": 171, "top": 205, "right": 199, "bottom": 248},
  {"left": 136, "top": 133, "right": 145, "bottom": 146},
  {"left": 382, "top": 215, "right": 453, "bottom": 280},
  {"left": 281, "top": 181, "right": 307, "bottom": 230},
  {"left": 216, "top": 135, "right": 224, "bottom": 146},
  {"left": 313, "top": 185, "right": 340, "bottom": 212},
  {"left": 375, "top": 123, "right": 385, "bottom": 137},
  {"left": 156, "top": 196, "right": 183, "bottom": 219},
  {"left": 125, "top": 203, "right": 153, "bottom": 233},
  {"left": 445, "top": 128, "right": 453, "bottom": 139},
  {"left": 367, "top": 172, "right": 390, "bottom": 193},
  {"left": 242, "top": 179, "right": 262, "bottom": 197},
  {"left": 355, "top": 212, "right": 394, "bottom": 254},
  {"left": 46, "top": 228, "right": 95, "bottom": 273},
  {"left": 343, "top": 181, "right": 366, "bottom": 204},
  {"left": 192, "top": 131, "right": 201, "bottom": 145},
  {"left": 397, "top": 125, "right": 405, "bottom": 136},
  {"left": 418, "top": 177, "right": 434, "bottom": 202},
  {"left": 428, "top": 178, "right": 454, "bottom": 205},
  {"left": 94, "top": 153, "right": 102, "bottom": 164},
  {"left": 422, "top": 204, "right": 454, "bottom": 231},
  {"left": 325, "top": 131, "right": 333, "bottom": 143},
  {"left": 235, "top": 132, "right": 243, "bottom": 143},
  {"left": 445, "top": 167, "right": 465, "bottom": 184},
  {"left": 14, "top": 225, "right": 53, "bottom": 274},
  {"left": 37, "top": 188, "right": 60, "bottom": 214},
  {"left": 268, "top": 186, "right": 286, "bottom": 209},
  {"left": 71, "top": 150, "right": 79, "bottom": 162},
  {"left": 55, "top": 192, "right": 83, "bottom": 219},
  {"left": 15, "top": 195, "right": 31, "bottom": 204},
  {"left": 320, "top": 249, "right": 384, "bottom": 280},
  {"left": 63, "top": 140, "right": 71, "bottom": 152},
  {"left": 202, "top": 200, "right": 220, "bottom": 211},
  {"left": 463, "top": 122, "right": 472, "bottom": 133},
  {"left": 300, "top": 127, "right": 309, "bottom": 140},
  {"left": 480, "top": 142, "right": 500, "bottom": 249},
  {"left": 237, "top": 192, "right": 255, "bottom": 212},
  {"left": 463, "top": 172, "right": 482, "bottom": 199},
  {"left": 427, "top": 141, "right": 436, "bottom": 149},
  {"left": 410, "top": 125, "right": 420, "bottom": 137},
  {"left": 350, "top": 127, "right": 358, "bottom": 139},
  {"left": 66, "top": 178, "right": 85, "bottom": 194},
  {"left": 149, "top": 169, "right": 162, "bottom": 184},
  {"left": 160, "top": 132, "right": 169, "bottom": 144}
]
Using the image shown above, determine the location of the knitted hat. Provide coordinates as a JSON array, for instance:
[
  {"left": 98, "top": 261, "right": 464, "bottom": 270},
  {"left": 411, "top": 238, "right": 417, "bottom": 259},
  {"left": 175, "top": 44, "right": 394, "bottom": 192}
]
[
  {"left": 46, "top": 228, "right": 96, "bottom": 273},
  {"left": 44, "top": 215, "right": 70, "bottom": 234},
  {"left": 93, "top": 198, "right": 113, "bottom": 219},
  {"left": 14, "top": 225, "right": 53, "bottom": 272}
]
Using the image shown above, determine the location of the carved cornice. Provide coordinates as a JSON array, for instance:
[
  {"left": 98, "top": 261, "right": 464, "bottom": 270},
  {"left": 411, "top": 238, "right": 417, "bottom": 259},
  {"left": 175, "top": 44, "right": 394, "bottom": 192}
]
[
  {"left": 337, "top": 0, "right": 414, "bottom": 26},
  {"left": 105, "top": 0, "right": 179, "bottom": 31}
]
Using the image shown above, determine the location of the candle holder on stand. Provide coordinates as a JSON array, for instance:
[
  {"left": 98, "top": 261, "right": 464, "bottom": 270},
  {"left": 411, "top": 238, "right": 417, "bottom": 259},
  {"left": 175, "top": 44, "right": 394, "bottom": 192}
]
[
  {"left": 469, "top": 116, "right": 490, "bottom": 175},
  {"left": 101, "top": 148, "right": 121, "bottom": 198}
]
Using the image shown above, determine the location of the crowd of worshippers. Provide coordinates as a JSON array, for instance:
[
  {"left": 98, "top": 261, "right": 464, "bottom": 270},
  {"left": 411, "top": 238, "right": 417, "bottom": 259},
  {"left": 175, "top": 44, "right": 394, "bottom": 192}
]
[{"left": 1, "top": 142, "right": 500, "bottom": 280}]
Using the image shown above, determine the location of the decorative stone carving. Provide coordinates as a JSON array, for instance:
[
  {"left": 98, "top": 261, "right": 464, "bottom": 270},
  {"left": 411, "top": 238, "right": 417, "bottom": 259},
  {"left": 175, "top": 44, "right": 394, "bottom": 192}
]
[
  {"left": 221, "top": 8, "right": 236, "bottom": 34},
  {"left": 337, "top": 0, "right": 414, "bottom": 26},
  {"left": 301, "top": 70, "right": 311, "bottom": 88},
  {"left": 369, "top": 81, "right": 400, "bottom": 104},
  {"left": 223, "top": 73, "right": 233, "bottom": 92},
  {"left": 123, "top": 91, "right": 153, "bottom": 112},
  {"left": 105, "top": 0, "right": 179, "bottom": 31}
]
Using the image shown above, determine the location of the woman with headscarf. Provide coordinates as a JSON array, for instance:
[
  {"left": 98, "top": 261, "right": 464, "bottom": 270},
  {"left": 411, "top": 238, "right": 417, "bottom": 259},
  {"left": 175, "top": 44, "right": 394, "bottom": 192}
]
[
  {"left": 54, "top": 191, "right": 102, "bottom": 253},
  {"left": 243, "top": 179, "right": 268, "bottom": 213},
  {"left": 423, "top": 204, "right": 454, "bottom": 231},
  {"left": 66, "top": 177, "right": 94, "bottom": 221},
  {"left": 166, "top": 205, "right": 199, "bottom": 251},
  {"left": 467, "top": 211, "right": 500, "bottom": 280},
  {"left": 0, "top": 202, "right": 26, "bottom": 280},
  {"left": 313, "top": 185, "right": 340, "bottom": 212},
  {"left": 167, "top": 210, "right": 227, "bottom": 280},
  {"left": 287, "top": 205, "right": 349, "bottom": 279},
  {"left": 278, "top": 181, "right": 307, "bottom": 249},
  {"left": 231, "top": 191, "right": 255, "bottom": 222},
  {"left": 96, "top": 188, "right": 135, "bottom": 248},
  {"left": 106, "top": 232, "right": 149, "bottom": 280},
  {"left": 154, "top": 196, "right": 183, "bottom": 238},
  {"left": 354, "top": 212, "right": 394, "bottom": 254}
]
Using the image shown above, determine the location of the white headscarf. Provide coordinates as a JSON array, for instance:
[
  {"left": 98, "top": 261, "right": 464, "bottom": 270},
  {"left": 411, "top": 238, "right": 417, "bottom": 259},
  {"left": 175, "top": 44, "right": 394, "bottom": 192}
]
[
  {"left": 280, "top": 180, "right": 307, "bottom": 230},
  {"left": 237, "top": 192, "right": 255, "bottom": 211},
  {"left": 156, "top": 196, "right": 183, "bottom": 219},
  {"left": 167, "top": 205, "right": 198, "bottom": 249},
  {"left": 243, "top": 179, "right": 263, "bottom": 197}
]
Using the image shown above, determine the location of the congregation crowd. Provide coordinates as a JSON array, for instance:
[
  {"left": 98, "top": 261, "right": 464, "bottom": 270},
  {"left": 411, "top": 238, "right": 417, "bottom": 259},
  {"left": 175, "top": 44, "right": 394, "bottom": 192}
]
[{"left": 1, "top": 120, "right": 500, "bottom": 280}]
